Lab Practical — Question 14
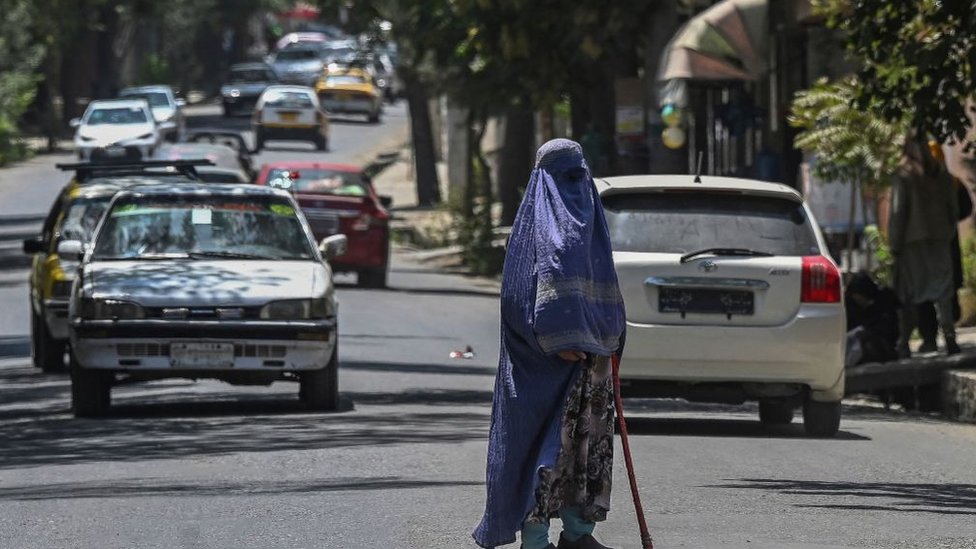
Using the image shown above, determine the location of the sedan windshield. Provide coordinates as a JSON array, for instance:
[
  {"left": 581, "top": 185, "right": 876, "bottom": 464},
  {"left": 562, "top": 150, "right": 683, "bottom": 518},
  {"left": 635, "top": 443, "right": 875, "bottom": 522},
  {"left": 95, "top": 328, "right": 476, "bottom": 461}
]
[
  {"left": 275, "top": 49, "right": 319, "bottom": 61},
  {"left": 86, "top": 107, "right": 148, "bottom": 125},
  {"left": 326, "top": 75, "right": 366, "bottom": 86},
  {"left": 58, "top": 196, "right": 111, "bottom": 244},
  {"left": 92, "top": 195, "right": 314, "bottom": 261},
  {"left": 263, "top": 91, "right": 314, "bottom": 109},
  {"left": 266, "top": 168, "right": 368, "bottom": 196}
]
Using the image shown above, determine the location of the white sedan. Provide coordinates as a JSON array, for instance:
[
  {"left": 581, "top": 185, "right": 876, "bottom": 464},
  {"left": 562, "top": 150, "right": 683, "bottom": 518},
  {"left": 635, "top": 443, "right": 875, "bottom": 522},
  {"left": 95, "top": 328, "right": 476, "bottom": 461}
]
[
  {"left": 599, "top": 175, "right": 845, "bottom": 436},
  {"left": 71, "top": 99, "right": 163, "bottom": 161},
  {"left": 65, "top": 183, "right": 347, "bottom": 417}
]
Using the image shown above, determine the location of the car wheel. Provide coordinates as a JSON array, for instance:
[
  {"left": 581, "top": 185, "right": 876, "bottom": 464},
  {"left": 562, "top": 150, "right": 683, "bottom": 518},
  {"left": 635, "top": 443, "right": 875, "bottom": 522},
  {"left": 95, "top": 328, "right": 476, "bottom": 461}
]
[
  {"left": 368, "top": 110, "right": 381, "bottom": 124},
  {"left": 802, "top": 399, "right": 841, "bottom": 437},
  {"left": 222, "top": 107, "right": 233, "bottom": 118},
  {"left": 70, "top": 355, "right": 111, "bottom": 417},
  {"left": 300, "top": 345, "right": 338, "bottom": 411},
  {"left": 254, "top": 130, "right": 265, "bottom": 153},
  {"left": 357, "top": 268, "right": 387, "bottom": 289},
  {"left": 315, "top": 134, "right": 327, "bottom": 151},
  {"left": 31, "top": 308, "right": 66, "bottom": 372},
  {"left": 758, "top": 400, "right": 794, "bottom": 425}
]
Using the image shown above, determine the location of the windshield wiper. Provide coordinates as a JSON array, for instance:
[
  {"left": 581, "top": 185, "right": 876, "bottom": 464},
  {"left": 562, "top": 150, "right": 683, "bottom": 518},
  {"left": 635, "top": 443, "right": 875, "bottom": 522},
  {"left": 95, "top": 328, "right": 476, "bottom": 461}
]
[
  {"left": 679, "top": 247, "right": 774, "bottom": 264},
  {"left": 188, "top": 251, "right": 274, "bottom": 260}
]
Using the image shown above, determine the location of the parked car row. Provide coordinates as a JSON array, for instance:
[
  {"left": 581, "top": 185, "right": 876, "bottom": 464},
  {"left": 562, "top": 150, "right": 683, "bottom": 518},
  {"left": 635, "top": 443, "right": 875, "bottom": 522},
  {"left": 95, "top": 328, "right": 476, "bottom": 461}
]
[{"left": 22, "top": 159, "right": 350, "bottom": 417}]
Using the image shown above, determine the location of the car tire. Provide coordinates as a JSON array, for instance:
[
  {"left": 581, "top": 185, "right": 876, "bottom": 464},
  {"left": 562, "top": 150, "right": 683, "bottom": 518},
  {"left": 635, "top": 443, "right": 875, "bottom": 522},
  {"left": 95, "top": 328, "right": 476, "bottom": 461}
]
[
  {"left": 315, "top": 134, "right": 328, "bottom": 151},
  {"left": 300, "top": 345, "right": 339, "bottom": 411},
  {"left": 70, "top": 355, "right": 111, "bottom": 418},
  {"left": 368, "top": 110, "right": 381, "bottom": 124},
  {"left": 31, "top": 308, "right": 66, "bottom": 372},
  {"left": 758, "top": 400, "right": 794, "bottom": 425},
  {"left": 222, "top": 107, "right": 233, "bottom": 118},
  {"left": 357, "top": 268, "right": 387, "bottom": 289},
  {"left": 802, "top": 399, "right": 841, "bottom": 437},
  {"left": 254, "top": 130, "right": 265, "bottom": 153}
]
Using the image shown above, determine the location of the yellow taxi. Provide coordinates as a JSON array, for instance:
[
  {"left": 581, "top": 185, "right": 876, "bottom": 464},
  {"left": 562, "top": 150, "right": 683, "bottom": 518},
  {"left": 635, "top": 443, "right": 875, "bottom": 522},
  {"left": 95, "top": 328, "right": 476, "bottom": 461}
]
[
  {"left": 315, "top": 67, "right": 383, "bottom": 123},
  {"left": 23, "top": 181, "right": 124, "bottom": 371}
]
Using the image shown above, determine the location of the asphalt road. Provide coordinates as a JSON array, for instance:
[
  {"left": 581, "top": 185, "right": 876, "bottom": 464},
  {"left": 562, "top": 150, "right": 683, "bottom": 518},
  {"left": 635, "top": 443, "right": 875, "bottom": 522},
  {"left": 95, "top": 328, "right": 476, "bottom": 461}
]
[{"left": 1, "top": 104, "right": 976, "bottom": 549}]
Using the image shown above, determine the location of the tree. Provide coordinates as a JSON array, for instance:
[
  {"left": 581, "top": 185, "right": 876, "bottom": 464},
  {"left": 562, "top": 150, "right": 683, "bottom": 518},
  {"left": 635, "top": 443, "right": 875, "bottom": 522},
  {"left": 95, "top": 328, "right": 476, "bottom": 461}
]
[
  {"left": 790, "top": 76, "right": 907, "bottom": 270},
  {"left": 0, "top": 0, "right": 44, "bottom": 165},
  {"left": 815, "top": 0, "right": 976, "bottom": 146}
]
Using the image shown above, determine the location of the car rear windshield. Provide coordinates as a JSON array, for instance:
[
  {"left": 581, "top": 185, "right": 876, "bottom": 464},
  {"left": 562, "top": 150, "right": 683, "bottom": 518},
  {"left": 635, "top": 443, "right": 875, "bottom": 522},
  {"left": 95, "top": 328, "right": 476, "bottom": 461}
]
[
  {"left": 86, "top": 107, "right": 148, "bottom": 125},
  {"left": 91, "top": 195, "right": 314, "bottom": 261},
  {"left": 230, "top": 69, "right": 272, "bottom": 83},
  {"left": 263, "top": 91, "right": 314, "bottom": 108},
  {"left": 326, "top": 75, "right": 366, "bottom": 86},
  {"left": 266, "top": 168, "right": 368, "bottom": 197},
  {"left": 120, "top": 91, "right": 169, "bottom": 108},
  {"left": 275, "top": 49, "right": 319, "bottom": 61},
  {"left": 602, "top": 191, "right": 820, "bottom": 256}
]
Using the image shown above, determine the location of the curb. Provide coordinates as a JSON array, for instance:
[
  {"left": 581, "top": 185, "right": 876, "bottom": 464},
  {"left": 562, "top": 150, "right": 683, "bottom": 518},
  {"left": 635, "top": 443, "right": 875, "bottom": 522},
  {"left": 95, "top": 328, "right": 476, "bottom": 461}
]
[{"left": 943, "top": 370, "right": 976, "bottom": 423}]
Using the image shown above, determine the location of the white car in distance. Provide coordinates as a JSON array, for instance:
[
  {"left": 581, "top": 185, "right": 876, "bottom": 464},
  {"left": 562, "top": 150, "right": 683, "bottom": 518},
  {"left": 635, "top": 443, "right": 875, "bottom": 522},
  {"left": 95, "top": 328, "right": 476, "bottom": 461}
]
[
  {"left": 599, "top": 175, "right": 845, "bottom": 437},
  {"left": 119, "top": 85, "right": 186, "bottom": 142},
  {"left": 71, "top": 99, "right": 162, "bottom": 161}
]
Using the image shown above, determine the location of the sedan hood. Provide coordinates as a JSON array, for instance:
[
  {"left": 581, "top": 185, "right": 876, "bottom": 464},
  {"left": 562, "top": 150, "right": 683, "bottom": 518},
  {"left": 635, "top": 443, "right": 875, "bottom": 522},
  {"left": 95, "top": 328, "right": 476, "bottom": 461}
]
[
  {"left": 78, "top": 123, "right": 154, "bottom": 144},
  {"left": 85, "top": 260, "right": 328, "bottom": 307}
]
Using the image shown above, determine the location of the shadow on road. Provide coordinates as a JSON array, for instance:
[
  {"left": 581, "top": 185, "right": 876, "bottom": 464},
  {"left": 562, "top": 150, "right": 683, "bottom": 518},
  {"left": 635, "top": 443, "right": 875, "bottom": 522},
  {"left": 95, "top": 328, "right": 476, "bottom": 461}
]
[
  {"left": 342, "top": 359, "right": 497, "bottom": 378},
  {"left": 0, "top": 475, "right": 483, "bottom": 501},
  {"left": 335, "top": 282, "right": 500, "bottom": 298},
  {"left": 620, "top": 416, "right": 870, "bottom": 441},
  {"left": 708, "top": 478, "right": 976, "bottom": 516}
]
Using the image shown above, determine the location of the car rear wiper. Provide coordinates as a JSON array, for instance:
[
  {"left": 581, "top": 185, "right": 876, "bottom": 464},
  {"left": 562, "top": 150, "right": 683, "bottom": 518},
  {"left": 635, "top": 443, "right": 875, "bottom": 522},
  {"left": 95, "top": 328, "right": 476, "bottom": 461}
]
[
  {"left": 188, "top": 250, "right": 274, "bottom": 260},
  {"left": 679, "top": 247, "right": 774, "bottom": 264}
]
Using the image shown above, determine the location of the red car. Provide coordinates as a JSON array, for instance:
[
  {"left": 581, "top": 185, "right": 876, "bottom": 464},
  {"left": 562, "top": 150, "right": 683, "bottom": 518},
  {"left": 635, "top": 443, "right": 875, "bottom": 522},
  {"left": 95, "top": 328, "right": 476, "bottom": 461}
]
[{"left": 255, "top": 162, "right": 391, "bottom": 287}]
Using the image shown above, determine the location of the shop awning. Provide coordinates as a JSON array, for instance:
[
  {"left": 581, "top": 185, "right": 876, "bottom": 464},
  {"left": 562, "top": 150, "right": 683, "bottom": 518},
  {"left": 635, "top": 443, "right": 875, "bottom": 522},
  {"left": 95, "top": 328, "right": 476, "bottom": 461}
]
[{"left": 657, "top": 0, "right": 768, "bottom": 82}]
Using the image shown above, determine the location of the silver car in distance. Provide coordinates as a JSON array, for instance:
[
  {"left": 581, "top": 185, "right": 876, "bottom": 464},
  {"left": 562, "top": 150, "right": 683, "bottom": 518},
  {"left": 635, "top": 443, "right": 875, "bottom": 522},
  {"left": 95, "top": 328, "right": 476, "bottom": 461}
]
[{"left": 65, "top": 183, "right": 347, "bottom": 417}]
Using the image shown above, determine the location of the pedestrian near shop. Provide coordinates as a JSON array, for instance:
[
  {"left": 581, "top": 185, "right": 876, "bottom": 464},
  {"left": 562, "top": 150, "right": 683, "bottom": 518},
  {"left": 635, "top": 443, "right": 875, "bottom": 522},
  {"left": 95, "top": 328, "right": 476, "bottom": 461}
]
[
  {"left": 889, "top": 133, "right": 961, "bottom": 358},
  {"left": 473, "top": 139, "right": 627, "bottom": 549},
  {"left": 915, "top": 141, "right": 973, "bottom": 353}
]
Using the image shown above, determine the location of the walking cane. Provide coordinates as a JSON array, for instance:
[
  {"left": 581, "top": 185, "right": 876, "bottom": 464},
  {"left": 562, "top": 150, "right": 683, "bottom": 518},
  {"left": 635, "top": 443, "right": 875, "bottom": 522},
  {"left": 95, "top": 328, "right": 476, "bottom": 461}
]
[{"left": 611, "top": 353, "right": 654, "bottom": 549}]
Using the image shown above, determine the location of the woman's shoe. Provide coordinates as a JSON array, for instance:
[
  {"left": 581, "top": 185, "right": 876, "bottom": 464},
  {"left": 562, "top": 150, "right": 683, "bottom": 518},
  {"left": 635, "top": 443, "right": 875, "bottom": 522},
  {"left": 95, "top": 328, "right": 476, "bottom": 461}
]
[
  {"left": 556, "top": 533, "right": 613, "bottom": 549},
  {"left": 946, "top": 337, "right": 962, "bottom": 356}
]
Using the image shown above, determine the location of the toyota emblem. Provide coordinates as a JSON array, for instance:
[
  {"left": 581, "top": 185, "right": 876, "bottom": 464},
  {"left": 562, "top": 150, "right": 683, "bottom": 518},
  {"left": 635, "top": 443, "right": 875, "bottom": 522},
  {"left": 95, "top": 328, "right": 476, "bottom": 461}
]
[{"left": 699, "top": 260, "right": 718, "bottom": 273}]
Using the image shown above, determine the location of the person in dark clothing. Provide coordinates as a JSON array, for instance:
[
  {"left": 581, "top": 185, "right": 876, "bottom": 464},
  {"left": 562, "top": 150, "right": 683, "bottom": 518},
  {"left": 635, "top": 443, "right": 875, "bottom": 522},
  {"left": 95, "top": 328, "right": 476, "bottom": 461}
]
[
  {"left": 916, "top": 142, "right": 973, "bottom": 353},
  {"left": 845, "top": 271, "right": 901, "bottom": 366}
]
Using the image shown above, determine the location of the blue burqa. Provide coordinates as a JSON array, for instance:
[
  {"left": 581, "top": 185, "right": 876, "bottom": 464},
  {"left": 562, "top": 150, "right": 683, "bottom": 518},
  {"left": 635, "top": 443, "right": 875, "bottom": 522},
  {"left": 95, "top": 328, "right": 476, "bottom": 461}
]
[{"left": 473, "top": 139, "right": 626, "bottom": 548}]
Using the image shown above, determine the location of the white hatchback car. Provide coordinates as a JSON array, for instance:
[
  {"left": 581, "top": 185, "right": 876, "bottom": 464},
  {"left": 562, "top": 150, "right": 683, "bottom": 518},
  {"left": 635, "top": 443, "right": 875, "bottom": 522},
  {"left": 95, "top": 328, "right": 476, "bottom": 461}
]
[
  {"left": 71, "top": 99, "right": 162, "bottom": 161},
  {"left": 599, "top": 175, "right": 845, "bottom": 436},
  {"left": 253, "top": 85, "right": 330, "bottom": 152}
]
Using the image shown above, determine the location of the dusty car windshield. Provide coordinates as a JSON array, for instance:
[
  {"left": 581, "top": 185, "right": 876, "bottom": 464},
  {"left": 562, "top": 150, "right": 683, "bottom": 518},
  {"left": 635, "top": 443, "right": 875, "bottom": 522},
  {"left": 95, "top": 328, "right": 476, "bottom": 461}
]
[
  {"left": 266, "top": 168, "right": 368, "bottom": 196},
  {"left": 91, "top": 195, "right": 314, "bottom": 260},
  {"left": 602, "top": 191, "right": 820, "bottom": 256},
  {"left": 86, "top": 107, "right": 148, "bottom": 125},
  {"left": 326, "top": 75, "right": 366, "bottom": 86}
]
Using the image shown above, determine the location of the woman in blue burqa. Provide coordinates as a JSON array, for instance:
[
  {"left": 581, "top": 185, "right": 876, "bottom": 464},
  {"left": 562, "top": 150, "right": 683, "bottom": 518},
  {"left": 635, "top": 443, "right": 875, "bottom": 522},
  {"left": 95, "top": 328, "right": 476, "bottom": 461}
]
[{"left": 473, "top": 139, "right": 626, "bottom": 549}]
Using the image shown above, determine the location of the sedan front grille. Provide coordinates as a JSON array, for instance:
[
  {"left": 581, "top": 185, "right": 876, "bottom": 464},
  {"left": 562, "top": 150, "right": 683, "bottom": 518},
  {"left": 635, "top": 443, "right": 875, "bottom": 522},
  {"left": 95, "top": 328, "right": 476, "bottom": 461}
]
[
  {"left": 234, "top": 344, "right": 287, "bottom": 358},
  {"left": 117, "top": 343, "right": 170, "bottom": 357}
]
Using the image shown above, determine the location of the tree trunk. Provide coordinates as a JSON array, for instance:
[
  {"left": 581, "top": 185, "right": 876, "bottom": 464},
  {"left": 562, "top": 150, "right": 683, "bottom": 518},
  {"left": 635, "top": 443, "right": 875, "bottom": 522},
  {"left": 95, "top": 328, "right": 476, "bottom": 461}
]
[
  {"left": 94, "top": 4, "right": 121, "bottom": 98},
  {"left": 402, "top": 70, "right": 441, "bottom": 207},
  {"left": 498, "top": 104, "right": 535, "bottom": 226},
  {"left": 846, "top": 179, "right": 858, "bottom": 273}
]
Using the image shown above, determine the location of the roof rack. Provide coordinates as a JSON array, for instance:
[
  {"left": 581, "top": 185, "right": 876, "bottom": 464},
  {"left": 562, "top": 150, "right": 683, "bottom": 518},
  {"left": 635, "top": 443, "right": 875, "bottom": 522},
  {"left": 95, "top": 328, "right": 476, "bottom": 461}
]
[{"left": 55, "top": 159, "right": 215, "bottom": 181}]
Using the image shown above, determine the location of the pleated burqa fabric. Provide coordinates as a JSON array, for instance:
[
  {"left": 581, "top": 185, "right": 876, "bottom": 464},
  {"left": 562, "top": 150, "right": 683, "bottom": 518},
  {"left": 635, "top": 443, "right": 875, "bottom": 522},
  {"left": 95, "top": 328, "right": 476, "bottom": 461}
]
[{"left": 473, "top": 139, "right": 626, "bottom": 548}]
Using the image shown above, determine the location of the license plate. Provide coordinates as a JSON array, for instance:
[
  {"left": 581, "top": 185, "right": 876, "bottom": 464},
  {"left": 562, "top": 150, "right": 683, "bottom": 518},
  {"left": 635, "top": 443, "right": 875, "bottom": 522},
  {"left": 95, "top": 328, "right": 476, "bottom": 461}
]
[
  {"left": 103, "top": 146, "right": 126, "bottom": 157},
  {"left": 659, "top": 287, "right": 754, "bottom": 316},
  {"left": 279, "top": 112, "right": 297, "bottom": 122},
  {"left": 170, "top": 342, "right": 235, "bottom": 368}
]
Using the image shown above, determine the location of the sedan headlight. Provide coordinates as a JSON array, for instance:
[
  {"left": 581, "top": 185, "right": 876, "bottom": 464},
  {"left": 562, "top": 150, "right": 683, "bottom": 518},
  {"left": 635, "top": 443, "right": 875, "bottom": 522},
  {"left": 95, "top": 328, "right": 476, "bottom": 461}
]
[
  {"left": 79, "top": 298, "right": 146, "bottom": 320},
  {"left": 260, "top": 298, "right": 329, "bottom": 320}
]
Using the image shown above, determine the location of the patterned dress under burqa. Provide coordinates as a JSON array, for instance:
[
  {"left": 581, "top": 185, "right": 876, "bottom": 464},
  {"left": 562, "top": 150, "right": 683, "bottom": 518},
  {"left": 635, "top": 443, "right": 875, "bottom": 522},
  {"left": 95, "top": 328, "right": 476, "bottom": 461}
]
[{"left": 473, "top": 139, "right": 626, "bottom": 548}]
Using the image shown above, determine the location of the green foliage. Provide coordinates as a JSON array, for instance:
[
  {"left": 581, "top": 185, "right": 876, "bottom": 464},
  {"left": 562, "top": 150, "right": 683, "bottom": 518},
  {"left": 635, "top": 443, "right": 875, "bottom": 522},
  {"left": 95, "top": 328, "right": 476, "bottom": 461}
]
[
  {"left": 789, "top": 77, "right": 907, "bottom": 188},
  {"left": 961, "top": 235, "right": 976, "bottom": 293},
  {"left": 862, "top": 224, "right": 893, "bottom": 286},
  {"left": 454, "top": 148, "right": 504, "bottom": 275},
  {"left": 0, "top": 0, "right": 44, "bottom": 165},
  {"left": 814, "top": 0, "right": 976, "bottom": 147},
  {"left": 135, "top": 54, "right": 171, "bottom": 86}
]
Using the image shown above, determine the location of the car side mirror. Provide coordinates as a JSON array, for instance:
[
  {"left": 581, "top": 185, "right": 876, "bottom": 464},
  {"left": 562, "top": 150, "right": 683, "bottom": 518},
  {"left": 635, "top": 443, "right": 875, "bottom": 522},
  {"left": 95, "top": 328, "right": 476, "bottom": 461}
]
[
  {"left": 57, "top": 240, "right": 86, "bottom": 261},
  {"left": 69, "top": 118, "right": 82, "bottom": 128},
  {"left": 318, "top": 234, "right": 348, "bottom": 260},
  {"left": 379, "top": 195, "right": 393, "bottom": 209},
  {"left": 175, "top": 98, "right": 187, "bottom": 107},
  {"left": 22, "top": 236, "right": 46, "bottom": 255}
]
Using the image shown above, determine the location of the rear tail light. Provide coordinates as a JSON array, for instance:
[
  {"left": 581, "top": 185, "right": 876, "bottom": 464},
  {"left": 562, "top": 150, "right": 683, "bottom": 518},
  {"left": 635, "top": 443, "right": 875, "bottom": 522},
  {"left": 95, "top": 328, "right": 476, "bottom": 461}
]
[{"left": 801, "top": 256, "right": 841, "bottom": 303}]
